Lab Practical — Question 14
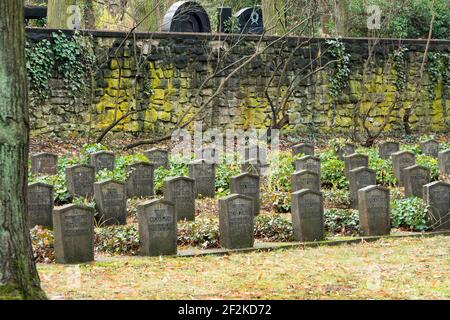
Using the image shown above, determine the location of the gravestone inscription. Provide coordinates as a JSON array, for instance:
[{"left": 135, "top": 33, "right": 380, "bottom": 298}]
[
  {"left": 189, "top": 159, "right": 216, "bottom": 197},
  {"left": 144, "top": 148, "right": 169, "bottom": 169},
  {"left": 230, "top": 173, "right": 260, "bottom": 216},
  {"left": 295, "top": 155, "right": 321, "bottom": 177},
  {"left": 31, "top": 152, "right": 58, "bottom": 176},
  {"left": 90, "top": 151, "right": 115, "bottom": 174},
  {"left": 348, "top": 167, "right": 377, "bottom": 209},
  {"left": 291, "top": 189, "right": 324, "bottom": 242},
  {"left": 420, "top": 139, "right": 439, "bottom": 158},
  {"left": 28, "top": 182, "right": 54, "bottom": 228},
  {"left": 137, "top": 199, "right": 177, "bottom": 256},
  {"left": 66, "top": 164, "right": 95, "bottom": 198},
  {"left": 403, "top": 165, "right": 430, "bottom": 198},
  {"left": 358, "top": 185, "right": 390, "bottom": 236},
  {"left": 94, "top": 180, "right": 127, "bottom": 226},
  {"left": 126, "top": 162, "right": 154, "bottom": 198},
  {"left": 53, "top": 204, "right": 94, "bottom": 264},
  {"left": 219, "top": 194, "right": 254, "bottom": 249},
  {"left": 164, "top": 176, "right": 196, "bottom": 221},
  {"left": 291, "top": 170, "right": 321, "bottom": 193},
  {"left": 378, "top": 141, "right": 400, "bottom": 160}
]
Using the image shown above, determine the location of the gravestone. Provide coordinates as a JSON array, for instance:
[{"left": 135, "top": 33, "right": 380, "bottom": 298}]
[
  {"left": 358, "top": 185, "right": 390, "bottom": 236},
  {"left": 378, "top": 141, "right": 400, "bottom": 160},
  {"left": 403, "top": 165, "right": 430, "bottom": 198},
  {"left": 144, "top": 148, "right": 169, "bottom": 169},
  {"left": 164, "top": 176, "right": 196, "bottom": 221},
  {"left": 31, "top": 152, "right": 58, "bottom": 176},
  {"left": 230, "top": 173, "right": 260, "bottom": 216},
  {"left": 28, "top": 182, "right": 54, "bottom": 228},
  {"left": 162, "top": 1, "right": 211, "bottom": 33},
  {"left": 94, "top": 180, "right": 127, "bottom": 226},
  {"left": 53, "top": 204, "right": 94, "bottom": 264},
  {"left": 137, "top": 199, "right": 177, "bottom": 256},
  {"left": 66, "top": 164, "right": 95, "bottom": 198},
  {"left": 391, "top": 151, "right": 415, "bottom": 186},
  {"left": 291, "top": 170, "right": 321, "bottom": 193},
  {"left": 291, "top": 189, "right": 324, "bottom": 242},
  {"left": 420, "top": 139, "right": 439, "bottom": 158},
  {"left": 295, "top": 155, "right": 321, "bottom": 177},
  {"left": 125, "top": 162, "right": 154, "bottom": 198},
  {"left": 423, "top": 181, "right": 450, "bottom": 230},
  {"left": 234, "top": 7, "right": 264, "bottom": 34},
  {"left": 336, "top": 143, "right": 356, "bottom": 161},
  {"left": 219, "top": 194, "right": 254, "bottom": 249},
  {"left": 344, "top": 153, "right": 369, "bottom": 177},
  {"left": 90, "top": 151, "right": 115, "bottom": 174},
  {"left": 292, "top": 143, "right": 314, "bottom": 157},
  {"left": 189, "top": 159, "right": 216, "bottom": 197},
  {"left": 439, "top": 149, "right": 450, "bottom": 176},
  {"left": 198, "top": 146, "right": 218, "bottom": 164},
  {"left": 24, "top": 6, "right": 47, "bottom": 20},
  {"left": 348, "top": 167, "right": 377, "bottom": 209}
]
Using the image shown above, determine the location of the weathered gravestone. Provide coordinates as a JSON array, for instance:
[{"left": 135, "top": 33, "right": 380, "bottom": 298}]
[
  {"left": 53, "top": 204, "right": 94, "bottom": 264},
  {"left": 423, "top": 181, "right": 450, "bottom": 230},
  {"left": 162, "top": 1, "right": 211, "bottom": 33},
  {"left": 230, "top": 173, "right": 260, "bottom": 216},
  {"left": 295, "top": 155, "right": 321, "bottom": 177},
  {"left": 243, "top": 144, "right": 263, "bottom": 162},
  {"left": 292, "top": 143, "right": 314, "bottom": 157},
  {"left": 420, "top": 139, "right": 439, "bottom": 158},
  {"left": 189, "top": 159, "right": 216, "bottom": 197},
  {"left": 291, "top": 189, "right": 324, "bottom": 242},
  {"left": 126, "top": 162, "right": 154, "bottom": 198},
  {"left": 164, "top": 176, "right": 196, "bottom": 221},
  {"left": 144, "top": 148, "right": 169, "bottom": 169},
  {"left": 31, "top": 152, "right": 58, "bottom": 176},
  {"left": 403, "top": 165, "right": 430, "bottom": 198},
  {"left": 66, "top": 164, "right": 95, "bottom": 198},
  {"left": 219, "top": 194, "right": 254, "bottom": 249},
  {"left": 349, "top": 167, "right": 377, "bottom": 209},
  {"left": 90, "top": 151, "right": 115, "bottom": 174},
  {"left": 137, "top": 199, "right": 177, "bottom": 256},
  {"left": 291, "top": 170, "right": 321, "bottom": 193},
  {"left": 439, "top": 149, "right": 450, "bottom": 176},
  {"left": 358, "top": 185, "right": 390, "bottom": 236},
  {"left": 335, "top": 143, "right": 356, "bottom": 161},
  {"left": 391, "top": 151, "right": 415, "bottom": 186},
  {"left": 344, "top": 153, "right": 369, "bottom": 177},
  {"left": 234, "top": 7, "right": 264, "bottom": 34},
  {"left": 378, "top": 141, "right": 400, "bottom": 160},
  {"left": 28, "top": 182, "right": 54, "bottom": 228},
  {"left": 94, "top": 180, "right": 127, "bottom": 226},
  {"left": 197, "top": 146, "right": 219, "bottom": 164}
]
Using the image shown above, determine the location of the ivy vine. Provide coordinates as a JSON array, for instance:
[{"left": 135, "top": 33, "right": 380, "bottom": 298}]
[
  {"left": 393, "top": 46, "right": 408, "bottom": 93},
  {"left": 26, "top": 31, "right": 96, "bottom": 104},
  {"left": 326, "top": 39, "right": 351, "bottom": 99},
  {"left": 427, "top": 52, "right": 450, "bottom": 100}
]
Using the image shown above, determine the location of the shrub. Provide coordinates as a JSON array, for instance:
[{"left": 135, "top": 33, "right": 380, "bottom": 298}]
[
  {"left": 95, "top": 225, "right": 140, "bottom": 255},
  {"left": 178, "top": 218, "right": 220, "bottom": 249},
  {"left": 154, "top": 161, "right": 189, "bottom": 194},
  {"left": 254, "top": 214, "right": 294, "bottom": 241},
  {"left": 416, "top": 155, "right": 440, "bottom": 181},
  {"left": 360, "top": 147, "right": 397, "bottom": 186},
  {"left": 264, "top": 152, "right": 295, "bottom": 212},
  {"left": 390, "top": 197, "right": 429, "bottom": 231},
  {"left": 215, "top": 162, "right": 241, "bottom": 196},
  {"left": 324, "top": 209, "right": 359, "bottom": 235},
  {"left": 30, "top": 226, "right": 55, "bottom": 263},
  {"left": 321, "top": 157, "right": 348, "bottom": 189},
  {"left": 322, "top": 188, "right": 351, "bottom": 209}
]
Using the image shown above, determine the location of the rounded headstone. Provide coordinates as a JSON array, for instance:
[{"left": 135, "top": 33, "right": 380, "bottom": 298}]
[
  {"left": 162, "top": 1, "right": 211, "bottom": 33},
  {"left": 234, "top": 7, "right": 264, "bottom": 34}
]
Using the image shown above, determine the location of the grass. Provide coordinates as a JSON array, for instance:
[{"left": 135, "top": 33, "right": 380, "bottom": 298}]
[{"left": 37, "top": 235, "right": 450, "bottom": 300}]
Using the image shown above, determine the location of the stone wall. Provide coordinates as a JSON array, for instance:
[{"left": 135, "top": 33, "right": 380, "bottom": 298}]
[{"left": 26, "top": 28, "right": 450, "bottom": 138}]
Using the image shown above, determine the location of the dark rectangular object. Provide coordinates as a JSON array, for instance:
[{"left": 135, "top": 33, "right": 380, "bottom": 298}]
[{"left": 25, "top": 6, "right": 47, "bottom": 20}]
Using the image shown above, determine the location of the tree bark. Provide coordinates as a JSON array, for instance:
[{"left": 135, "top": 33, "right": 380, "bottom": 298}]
[
  {"left": 47, "top": 0, "right": 79, "bottom": 29},
  {"left": 335, "top": 0, "right": 349, "bottom": 36},
  {"left": 0, "top": 0, "right": 46, "bottom": 300},
  {"left": 262, "top": 0, "right": 286, "bottom": 35}
]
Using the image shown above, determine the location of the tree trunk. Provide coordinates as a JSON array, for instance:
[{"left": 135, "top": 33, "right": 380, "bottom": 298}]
[
  {"left": 262, "top": 0, "right": 286, "bottom": 35},
  {"left": 0, "top": 0, "right": 46, "bottom": 300},
  {"left": 84, "top": 0, "right": 96, "bottom": 29},
  {"left": 47, "top": 0, "right": 79, "bottom": 29},
  {"left": 335, "top": 0, "right": 348, "bottom": 36}
]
